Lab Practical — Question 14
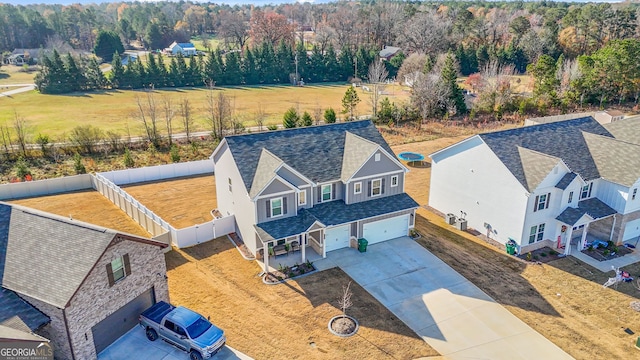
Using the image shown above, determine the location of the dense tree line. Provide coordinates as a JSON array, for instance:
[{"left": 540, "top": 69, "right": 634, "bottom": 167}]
[{"left": 34, "top": 41, "right": 397, "bottom": 94}]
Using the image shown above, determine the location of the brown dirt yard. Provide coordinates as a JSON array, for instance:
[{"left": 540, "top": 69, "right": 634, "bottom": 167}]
[
  {"left": 391, "top": 138, "right": 640, "bottom": 359},
  {"left": 123, "top": 175, "right": 216, "bottom": 229},
  {"left": 9, "top": 190, "right": 150, "bottom": 237},
  {"left": 165, "top": 239, "right": 438, "bottom": 359}
]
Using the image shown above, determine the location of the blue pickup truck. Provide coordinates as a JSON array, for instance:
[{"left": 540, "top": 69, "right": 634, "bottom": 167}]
[{"left": 139, "top": 301, "right": 225, "bottom": 360}]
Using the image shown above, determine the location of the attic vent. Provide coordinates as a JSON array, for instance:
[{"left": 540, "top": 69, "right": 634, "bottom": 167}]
[{"left": 375, "top": 153, "right": 381, "bottom": 161}]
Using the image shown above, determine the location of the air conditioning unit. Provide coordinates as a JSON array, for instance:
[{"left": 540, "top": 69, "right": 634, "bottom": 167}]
[
  {"left": 455, "top": 219, "right": 467, "bottom": 231},
  {"left": 445, "top": 213, "right": 456, "bottom": 225}
]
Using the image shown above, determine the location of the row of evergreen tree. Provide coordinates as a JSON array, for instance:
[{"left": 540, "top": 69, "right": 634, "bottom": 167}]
[{"left": 35, "top": 42, "right": 403, "bottom": 95}]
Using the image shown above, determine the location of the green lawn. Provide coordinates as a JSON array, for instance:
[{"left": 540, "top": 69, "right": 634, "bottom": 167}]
[
  {"left": 0, "top": 65, "right": 37, "bottom": 86},
  {"left": 0, "top": 83, "right": 410, "bottom": 139}
]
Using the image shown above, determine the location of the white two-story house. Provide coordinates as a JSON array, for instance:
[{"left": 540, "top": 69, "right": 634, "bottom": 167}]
[
  {"left": 212, "top": 120, "right": 418, "bottom": 270},
  {"left": 429, "top": 116, "right": 640, "bottom": 255}
]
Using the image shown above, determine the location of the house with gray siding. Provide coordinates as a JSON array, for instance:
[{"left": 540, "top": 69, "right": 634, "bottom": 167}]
[
  {"left": 0, "top": 202, "right": 169, "bottom": 360},
  {"left": 212, "top": 120, "right": 419, "bottom": 271}
]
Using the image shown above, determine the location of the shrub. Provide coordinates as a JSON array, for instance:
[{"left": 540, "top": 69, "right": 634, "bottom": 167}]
[
  {"left": 540, "top": 252, "right": 547, "bottom": 257},
  {"left": 14, "top": 156, "right": 31, "bottom": 180},
  {"left": 35, "top": 133, "right": 50, "bottom": 157},
  {"left": 533, "top": 255, "right": 539, "bottom": 260},
  {"left": 603, "top": 249, "right": 610, "bottom": 256},
  {"left": 267, "top": 124, "right": 278, "bottom": 131},
  {"left": 526, "top": 252, "right": 532, "bottom": 261},
  {"left": 283, "top": 107, "right": 299, "bottom": 128},
  {"left": 69, "top": 125, "right": 104, "bottom": 154},
  {"left": 549, "top": 250, "right": 558, "bottom": 255},
  {"left": 123, "top": 148, "right": 135, "bottom": 167},
  {"left": 170, "top": 145, "right": 180, "bottom": 163},
  {"left": 324, "top": 108, "right": 337, "bottom": 123},
  {"left": 73, "top": 153, "right": 86, "bottom": 174},
  {"left": 588, "top": 245, "right": 594, "bottom": 251}
]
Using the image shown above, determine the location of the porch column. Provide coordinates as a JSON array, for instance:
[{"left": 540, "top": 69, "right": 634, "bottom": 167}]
[
  {"left": 301, "top": 234, "right": 306, "bottom": 263},
  {"left": 609, "top": 215, "right": 617, "bottom": 242},
  {"left": 322, "top": 229, "right": 327, "bottom": 259},
  {"left": 564, "top": 227, "right": 573, "bottom": 256},
  {"left": 264, "top": 243, "right": 270, "bottom": 272},
  {"left": 580, "top": 223, "right": 590, "bottom": 250}
]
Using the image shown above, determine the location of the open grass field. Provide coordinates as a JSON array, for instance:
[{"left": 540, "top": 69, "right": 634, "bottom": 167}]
[
  {"left": 9, "top": 190, "right": 150, "bottom": 237},
  {"left": 391, "top": 138, "right": 640, "bottom": 359},
  {"left": 0, "top": 83, "right": 409, "bottom": 139},
  {"left": 123, "top": 175, "right": 216, "bottom": 229},
  {"left": 165, "top": 238, "right": 439, "bottom": 359},
  {"left": 0, "top": 65, "right": 37, "bottom": 86}
]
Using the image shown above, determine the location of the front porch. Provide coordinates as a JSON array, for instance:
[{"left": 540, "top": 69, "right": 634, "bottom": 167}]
[
  {"left": 256, "top": 226, "right": 327, "bottom": 273},
  {"left": 555, "top": 198, "right": 619, "bottom": 256}
]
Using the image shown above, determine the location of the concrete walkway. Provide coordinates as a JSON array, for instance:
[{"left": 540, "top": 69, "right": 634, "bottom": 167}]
[
  {"left": 98, "top": 326, "right": 252, "bottom": 360},
  {"left": 0, "top": 84, "right": 35, "bottom": 97},
  {"left": 569, "top": 244, "right": 640, "bottom": 272},
  {"left": 317, "top": 238, "right": 573, "bottom": 360}
]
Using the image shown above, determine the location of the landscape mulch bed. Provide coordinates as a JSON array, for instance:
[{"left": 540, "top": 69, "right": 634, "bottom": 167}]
[
  {"left": 517, "top": 246, "right": 564, "bottom": 264},
  {"left": 582, "top": 244, "right": 633, "bottom": 262},
  {"left": 264, "top": 262, "right": 316, "bottom": 284}
]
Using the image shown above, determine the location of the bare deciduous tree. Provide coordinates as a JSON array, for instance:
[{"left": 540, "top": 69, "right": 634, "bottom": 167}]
[
  {"left": 13, "top": 112, "right": 29, "bottom": 157},
  {"left": 367, "top": 61, "right": 389, "bottom": 118},
  {"left": 313, "top": 102, "right": 323, "bottom": 125},
  {"left": 217, "top": 10, "right": 250, "bottom": 49},
  {"left": 0, "top": 125, "right": 12, "bottom": 155},
  {"left": 396, "top": 11, "right": 451, "bottom": 54},
  {"left": 135, "top": 90, "right": 161, "bottom": 147},
  {"left": 411, "top": 72, "right": 447, "bottom": 120},
  {"left": 69, "top": 125, "right": 104, "bottom": 154},
  {"left": 179, "top": 98, "right": 193, "bottom": 142},
  {"left": 206, "top": 86, "right": 232, "bottom": 140},
  {"left": 162, "top": 96, "right": 175, "bottom": 146},
  {"left": 338, "top": 281, "right": 353, "bottom": 318},
  {"left": 255, "top": 103, "right": 266, "bottom": 131}
]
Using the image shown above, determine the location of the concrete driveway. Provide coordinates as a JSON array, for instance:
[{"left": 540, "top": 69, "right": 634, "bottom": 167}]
[
  {"left": 98, "top": 326, "right": 252, "bottom": 360},
  {"left": 325, "top": 237, "right": 573, "bottom": 360}
]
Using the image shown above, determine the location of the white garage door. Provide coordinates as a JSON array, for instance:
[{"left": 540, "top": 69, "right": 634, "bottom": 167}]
[
  {"left": 363, "top": 214, "right": 410, "bottom": 245},
  {"left": 325, "top": 224, "right": 350, "bottom": 252},
  {"left": 623, "top": 218, "right": 640, "bottom": 242}
]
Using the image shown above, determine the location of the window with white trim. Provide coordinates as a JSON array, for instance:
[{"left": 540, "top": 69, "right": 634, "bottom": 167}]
[
  {"left": 354, "top": 182, "right": 362, "bottom": 194},
  {"left": 528, "top": 223, "right": 545, "bottom": 244},
  {"left": 321, "top": 184, "right": 332, "bottom": 202},
  {"left": 371, "top": 178, "right": 382, "bottom": 196},
  {"left": 580, "top": 182, "right": 593, "bottom": 199},
  {"left": 271, "top": 197, "right": 283, "bottom": 217},
  {"left": 533, "top": 193, "right": 551, "bottom": 212},
  {"left": 568, "top": 191, "right": 573, "bottom": 204},
  {"left": 298, "top": 191, "right": 306, "bottom": 205},
  {"left": 391, "top": 175, "right": 398, "bottom": 187},
  {"left": 633, "top": 188, "right": 638, "bottom": 201}
]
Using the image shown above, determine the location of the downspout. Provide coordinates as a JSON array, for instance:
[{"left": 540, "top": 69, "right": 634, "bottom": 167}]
[
  {"left": 609, "top": 215, "right": 617, "bottom": 242},
  {"left": 62, "top": 307, "right": 76, "bottom": 360}
]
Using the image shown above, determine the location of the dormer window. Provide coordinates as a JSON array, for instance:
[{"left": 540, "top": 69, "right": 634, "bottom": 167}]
[
  {"left": 298, "top": 191, "right": 306, "bottom": 205},
  {"left": 322, "top": 184, "right": 332, "bottom": 202},
  {"left": 533, "top": 193, "right": 550, "bottom": 212},
  {"left": 580, "top": 182, "right": 593, "bottom": 199}
]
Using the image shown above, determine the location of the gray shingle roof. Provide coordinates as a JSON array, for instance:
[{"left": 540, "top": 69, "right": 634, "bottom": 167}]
[
  {"left": 555, "top": 198, "right": 617, "bottom": 225},
  {"left": 480, "top": 117, "right": 613, "bottom": 191},
  {"left": 0, "top": 288, "right": 49, "bottom": 333},
  {"left": 0, "top": 202, "right": 138, "bottom": 308},
  {"left": 225, "top": 120, "right": 395, "bottom": 192},
  {"left": 341, "top": 132, "right": 380, "bottom": 181},
  {"left": 517, "top": 147, "right": 560, "bottom": 191},
  {"left": 555, "top": 172, "right": 577, "bottom": 190},
  {"left": 255, "top": 193, "right": 418, "bottom": 241},
  {"left": 249, "top": 149, "right": 284, "bottom": 198},
  {"left": 603, "top": 116, "right": 640, "bottom": 145},
  {"left": 583, "top": 132, "right": 640, "bottom": 187},
  {"left": 0, "top": 324, "right": 49, "bottom": 342}
]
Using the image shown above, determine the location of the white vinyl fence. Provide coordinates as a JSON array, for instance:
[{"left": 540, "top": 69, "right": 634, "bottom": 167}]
[
  {"left": 0, "top": 174, "right": 93, "bottom": 200},
  {"left": 171, "top": 215, "right": 236, "bottom": 248},
  {"left": 99, "top": 160, "right": 213, "bottom": 185}
]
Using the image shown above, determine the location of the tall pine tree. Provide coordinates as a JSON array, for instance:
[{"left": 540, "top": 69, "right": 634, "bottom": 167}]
[{"left": 440, "top": 52, "right": 467, "bottom": 115}]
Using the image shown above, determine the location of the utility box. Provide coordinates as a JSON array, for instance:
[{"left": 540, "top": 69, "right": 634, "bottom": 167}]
[
  {"left": 455, "top": 219, "right": 467, "bottom": 231},
  {"left": 445, "top": 213, "right": 456, "bottom": 225}
]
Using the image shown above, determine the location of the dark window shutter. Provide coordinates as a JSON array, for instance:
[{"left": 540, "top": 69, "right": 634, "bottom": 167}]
[
  {"left": 266, "top": 200, "right": 271, "bottom": 218},
  {"left": 533, "top": 195, "right": 539, "bottom": 212},
  {"left": 317, "top": 186, "right": 321, "bottom": 202},
  {"left": 283, "top": 197, "right": 288, "bottom": 214},
  {"left": 381, "top": 178, "right": 386, "bottom": 194},
  {"left": 106, "top": 263, "right": 115, "bottom": 287},
  {"left": 332, "top": 183, "right": 336, "bottom": 200},
  {"left": 588, "top": 183, "right": 592, "bottom": 197},
  {"left": 368, "top": 181, "right": 372, "bottom": 196},
  {"left": 123, "top": 254, "right": 131, "bottom": 276},
  {"left": 545, "top": 193, "right": 551, "bottom": 209}
]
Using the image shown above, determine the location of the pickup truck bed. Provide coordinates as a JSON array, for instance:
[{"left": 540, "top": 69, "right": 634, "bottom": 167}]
[{"left": 140, "top": 301, "right": 174, "bottom": 324}]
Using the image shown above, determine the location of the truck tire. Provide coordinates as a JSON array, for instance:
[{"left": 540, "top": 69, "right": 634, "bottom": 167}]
[
  {"left": 146, "top": 328, "right": 158, "bottom": 341},
  {"left": 189, "top": 350, "right": 203, "bottom": 360}
]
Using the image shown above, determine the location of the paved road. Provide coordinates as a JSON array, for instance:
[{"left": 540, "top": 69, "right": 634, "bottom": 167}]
[
  {"left": 322, "top": 237, "right": 573, "bottom": 360},
  {"left": 0, "top": 84, "right": 35, "bottom": 97},
  {"left": 98, "top": 326, "right": 252, "bottom": 360}
]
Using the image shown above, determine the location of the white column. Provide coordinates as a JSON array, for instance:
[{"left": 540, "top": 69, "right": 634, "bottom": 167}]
[
  {"left": 564, "top": 227, "right": 573, "bottom": 256},
  {"left": 580, "top": 223, "right": 590, "bottom": 250},
  {"left": 301, "top": 234, "right": 306, "bottom": 263},
  {"left": 609, "top": 215, "right": 617, "bottom": 242},
  {"left": 263, "top": 243, "right": 270, "bottom": 272},
  {"left": 322, "top": 229, "right": 327, "bottom": 258}
]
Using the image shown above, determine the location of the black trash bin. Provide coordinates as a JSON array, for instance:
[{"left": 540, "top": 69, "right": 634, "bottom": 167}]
[{"left": 358, "top": 238, "right": 368, "bottom": 253}]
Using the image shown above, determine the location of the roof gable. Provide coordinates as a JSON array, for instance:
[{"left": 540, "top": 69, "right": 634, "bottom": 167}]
[
  {"left": 0, "top": 203, "right": 163, "bottom": 308},
  {"left": 603, "top": 116, "right": 640, "bottom": 145},
  {"left": 249, "top": 149, "right": 284, "bottom": 198},
  {"left": 341, "top": 132, "right": 380, "bottom": 181},
  {"left": 225, "top": 121, "right": 394, "bottom": 192},
  {"left": 517, "top": 147, "right": 560, "bottom": 191},
  {"left": 583, "top": 131, "right": 640, "bottom": 187},
  {"left": 480, "top": 117, "right": 613, "bottom": 190}
]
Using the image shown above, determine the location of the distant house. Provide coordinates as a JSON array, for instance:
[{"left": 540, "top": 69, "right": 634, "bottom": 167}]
[
  {"left": 166, "top": 42, "right": 197, "bottom": 56},
  {"left": 3, "top": 48, "right": 43, "bottom": 65},
  {"left": 379, "top": 46, "right": 402, "bottom": 61},
  {"left": 121, "top": 53, "right": 138, "bottom": 66},
  {"left": 0, "top": 202, "right": 169, "bottom": 359}
]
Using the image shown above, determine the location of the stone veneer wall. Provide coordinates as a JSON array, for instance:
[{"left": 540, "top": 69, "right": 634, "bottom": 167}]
[
  {"left": 17, "top": 294, "right": 72, "bottom": 360},
  {"left": 615, "top": 210, "right": 640, "bottom": 244},
  {"left": 588, "top": 216, "right": 615, "bottom": 242},
  {"left": 65, "top": 238, "right": 169, "bottom": 360}
]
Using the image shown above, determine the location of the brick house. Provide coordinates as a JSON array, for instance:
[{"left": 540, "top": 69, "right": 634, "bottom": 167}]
[{"left": 0, "top": 202, "right": 169, "bottom": 359}]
